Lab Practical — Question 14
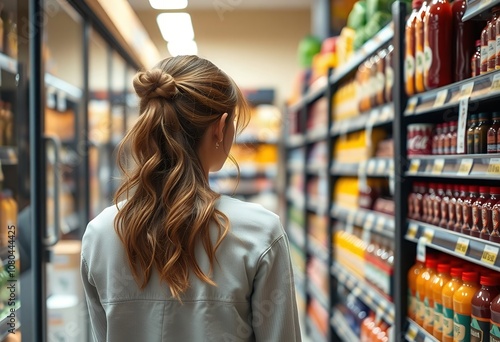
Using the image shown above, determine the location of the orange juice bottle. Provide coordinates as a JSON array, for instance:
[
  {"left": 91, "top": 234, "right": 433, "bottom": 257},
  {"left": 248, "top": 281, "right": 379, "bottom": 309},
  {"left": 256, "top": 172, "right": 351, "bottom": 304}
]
[
  {"left": 424, "top": 260, "right": 445, "bottom": 333},
  {"left": 408, "top": 258, "right": 424, "bottom": 320},
  {"left": 442, "top": 267, "right": 465, "bottom": 342},
  {"left": 416, "top": 257, "right": 438, "bottom": 326},
  {"left": 453, "top": 271, "right": 480, "bottom": 342},
  {"left": 432, "top": 263, "right": 452, "bottom": 340}
]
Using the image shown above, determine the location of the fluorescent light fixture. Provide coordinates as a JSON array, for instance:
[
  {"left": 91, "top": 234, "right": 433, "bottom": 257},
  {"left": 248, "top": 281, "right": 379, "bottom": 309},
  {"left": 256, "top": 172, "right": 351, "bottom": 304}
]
[
  {"left": 149, "top": 0, "right": 188, "bottom": 9},
  {"left": 157, "top": 13, "right": 194, "bottom": 42},
  {"left": 167, "top": 40, "right": 198, "bottom": 56}
]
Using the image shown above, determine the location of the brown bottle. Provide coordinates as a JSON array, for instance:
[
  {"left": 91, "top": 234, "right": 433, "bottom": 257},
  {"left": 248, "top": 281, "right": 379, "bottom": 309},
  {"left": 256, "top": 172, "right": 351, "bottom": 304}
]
[
  {"left": 489, "top": 8, "right": 500, "bottom": 72},
  {"left": 467, "top": 114, "right": 479, "bottom": 154},
  {"left": 426, "top": 183, "right": 437, "bottom": 224},
  {"left": 439, "top": 184, "right": 453, "bottom": 228},
  {"left": 416, "top": 182, "right": 427, "bottom": 221},
  {"left": 433, "top": 124, "right": 442, "bottom": 155},
  {"left": 385, "top": 44, "right": 395, "bottom": 102},
  {"left": 474, "top": 113, "right": 491, "bottom": 154},
  {"left": 471, "top": 40, "right": 481, "bottom": 77},
  {"left": 462, "top": 185, "right": 479, "bottom": 235},
  {"left": 439, "top": 123, "right": 449, "bottom": 155},
  {"left": 490, "top": 199, "right": 500, "bottom": 243},
  {"left": 452, "top": 0, "right": 476, "bottom": 81},
  {"left": 409, "top": 183, "right": 418, "bottom": 219},
  {"left": 447, "top": 121, "right": 458, "bottom": 155},
  {"left": 432, "top": 183, "right": 445, "bottom": 226},
  {"left": 488, "top": 112, "right": 500, "bottom": 154},
  {"left": 470, "top": 186, "right": 489, "bottom": 238},
  {"left": 471, "top": 275, "right": 500, "bottom": 342},
  {"left": 376, "top": 49, "right": 387, "bottom": 106},
  {"left": 454, "top": 185, "right": 468, "bottom": 232},
  {"left": 481, "top": 20, "right": 490, "bottom": 75},
  {"left": 480, "top": 186, "right": 500, "bottom": 240},
  {"left": 446, "top": 185, "right": 460, "bottom": 231}
]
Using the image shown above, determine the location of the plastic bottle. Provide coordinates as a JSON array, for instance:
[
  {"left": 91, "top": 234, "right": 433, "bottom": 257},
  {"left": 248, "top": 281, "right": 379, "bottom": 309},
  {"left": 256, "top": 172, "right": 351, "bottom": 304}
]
[
  {"left": 406, "top": 0, "right": 424, "bottom": 96},
  {"left": 447, "top": 185, "right": 460, "bottom": 231},
  {"left": 453, "top": 271, "right": 480, "bottom": 342},
  {"left": 471, "top": 274, "right": 500, "bottom": 342},
  {"left": 409, "top": 183, "right": 418, "bottom": 219},
  {"left": 416, "top": 257, "right": 438, "bottom": 326},
  {"left": 454, "top": 185, "right": 468, "bottom": 232},
  {"left": 439, "top": 184, "right": 453, "bottom": 228},
  {"left": 481, "top": 20, "right": 490, "bottom": 75},
  {"left": 490, "top": 199, "right": 500, "bottom": 243},
  {"left": 474, "top": 113, "right": 491, "bottom": 154},
  {"left": 424, "top": 0, "right": 453, "bottom": 90},
  {"left": 432, "top": 183, "right": 445, "bottom": 226},
  {"left": 471, "top": 40, "right": 481, "bottom": 77},
  {"left": 426, "top": 183, "right": 437, "bottom": 224},
  {"left": 415, "top": 1, "right": 430, "bottom": 93},
  {"left": 433, "top": 124, "right": 443, "bottom": 155},
  {"left": 488, "top": 112, "right": 500, "bottom": 154},
  {"left": 432, "top": 263, "right": 452, "bottom": 339},
  {"left": 467, "top": 114, "right": 479, "bottom": 154},
  {"left": 489, "top": 7, "right": 500, "bottom": 72},
  {"left": 471, "top": 186, "right": 489, "bottom": 238},
  {"left": 442, "top": 267, "right": 465, "bottom": 342},
  {"left": 360, "top": 312, "right": 376, "bottom": 342},
  {"left": 415, "top": 182, "right": 427, "bottom": 221},
  {"left": 489, "top": 289, "right": 500, "bottom": 341},
  {"left": 462, "top": 186, "right": 479, "bottom": 235},
  {"left": 409, "top": 258, "right": 425, "bottom": 320},
  {"left": 439, "top": 123, "right": 449, "bottom": 155},
  {"left": 452, "top": 0, "right": 475, "bottom": 81},
  {"left": 481, "top": 187, "right": 500, "bottom": 240}
]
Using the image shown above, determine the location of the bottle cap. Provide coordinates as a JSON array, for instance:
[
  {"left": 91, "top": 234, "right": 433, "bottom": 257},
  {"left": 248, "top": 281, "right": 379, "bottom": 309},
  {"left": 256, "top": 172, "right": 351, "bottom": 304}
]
[
  {"left": 480, "top": 275, "right": 500, "bottom": 286},
  {"left": 450, "top": 267, "right": 464, "bottom": 278},
  {"left": 412, "top": 0, "right": 423, "bottom": 9},
  {"left": 425, "top": 258, "right": 439, "bottom": 269},
  {"left": 479, "top": 186, "right": 489, "bottom": 194},
  {"left": 470, "top": 114, "right": 478, "bottom": 120},
  {"left": 437, "top": 263, "right": 451, "bottom": 274},
  {"left": 491, "top": 187, "right": 500, "bottom": 195},
  {"left": 462, "top": 271, "right": 479, "bottom": 283},
  {"left": 460, "top": 185, "right": 468, "bottom": 193},
  {"left": 479, "top": 112, "right": 490, "bottom": 119},
  {"left": 469, "top": 185, "right": 479, "bottom": 193}
]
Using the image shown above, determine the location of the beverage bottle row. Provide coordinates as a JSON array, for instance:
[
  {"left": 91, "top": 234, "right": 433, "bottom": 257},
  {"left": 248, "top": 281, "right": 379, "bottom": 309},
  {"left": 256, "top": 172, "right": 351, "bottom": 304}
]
[{"left": 408, "top": 252, "right": 500, "bottom": 342}]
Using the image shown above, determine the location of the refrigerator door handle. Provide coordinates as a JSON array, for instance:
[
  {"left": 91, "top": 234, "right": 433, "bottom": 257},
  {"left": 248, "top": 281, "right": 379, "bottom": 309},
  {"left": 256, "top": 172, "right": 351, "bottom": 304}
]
[{"left": 43, "top": 135, "right": 61, "bottom": 247}]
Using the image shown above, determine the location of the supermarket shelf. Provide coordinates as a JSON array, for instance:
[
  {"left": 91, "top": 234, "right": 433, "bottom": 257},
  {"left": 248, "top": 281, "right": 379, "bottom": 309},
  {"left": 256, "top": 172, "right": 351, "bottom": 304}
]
[
  {"left": 306, "top": 126, "right": 329, "bottom": 144},
  {"left": 330, "top": 23, "right": 394, "bottom": 86},
  {"left": 331, "top": 104, "right": 394, "bottom": 137},
  {"left": 306, "top": 163, "right": 327, "bottom": 175},
  {"left": 332, "top": 262, "right": 395, "bottom": 325},
  {"left": 0, "top": 306, "right": 20, "bottom": 340},
  {"left": 45, "top": 73, "right": 83, "bottom": 100},
  {"left": 286, "top": 189, "right": 306, "bottom": 210},
  {"left": 0, "top": 147, "right": 18, "bottom": 165},
  {"left": 307, "top": 196, "right": 329, "bottom": 216},
  {"left": 288, "top": 220, "right": 306, "bottom": 250},
  {"left": 331, "top": 158, "right": 394, "bottom": 177},
  {"left": 406, "top": 154, "right": 500, "bottom": 180},
  {"left": 307, "top": 235, "right": 329, "bottom": 265},
  {"left": 462, "top": 0, "right": 500, "bottom": 21},
  {"left": 404, "top": 69, "right": 500, "bottom": 117},
  {"left": 287, "top": 161, "right": 305, "bottom": 173},
  {"left": 307, "top": 316, "right": 327, "bottom": 342},
  {"left": 307, "top": 279, "right": 329, "bottom": 311},
  {"left": 0, "top": 53, "right": 17, "bottom": 74},
  {"left": 331, "top": 308, "right": 360, "bottom": 342},
  {"left": 287, "top": 134, "right": 306, "bottom": 148},
  {"left": 406, "top": 219, "right": 500, "bottom": 272},
  {"left": 405, "top": 318, "right": 439, "bottom": 342},
  {"left": 331, "top": 204, "right": 395, "bottom": 238},
  {"left": 288, "top": 76, "right": 328, "bottom": 113}
]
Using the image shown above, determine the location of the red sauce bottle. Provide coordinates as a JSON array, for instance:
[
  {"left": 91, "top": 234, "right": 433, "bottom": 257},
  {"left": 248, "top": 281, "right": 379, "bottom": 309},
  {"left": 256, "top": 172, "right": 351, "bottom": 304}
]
[
  {"left": 415, "top": 1, "right": 430, "bottom": 93},
  {"left": 490, "top": 199, "right": 500, "bottom": 243},
  {"left": 470, "top": 186, "right": 489, "bottom": 238},
  {"left": 471, "top": 40, "right": 481, "bottom": 77},
  {"left": 481, "top": 187, "right": 500, "bottom": 240},
  {"left": 406, "top": 0, "right": 424, "bottom": 96},
  {"left": 424, "top": 0, "right": 453, "bottom": 90},
  {"left": 454, "top": 185, "right": 468, "bottom": 232},
  {"left": 415, "top": 182, "right": 427, "bottom": 221},
  {"left": 462, "top": 185, "right": 479, "bottom": 235},
  {"left": 424, "top": 183, "right": 436, "bottom": 223},
  {"left": 471, "top": 275, "right": 500, "bottom": 342},
  {"left": 439, "top": 184, "right": 453, "bottom": 228},
  {"left": 447, "top": 185, "right": 460, "bottom": 231},
  {"left": 452, "top": 0, "right": 475, "bottom": 81},
  {"left": 432, "top": 183, "right": 445, "bottom": 226},
  {"left": 409, "top": 183, "right": 418, "bottom": 219}
]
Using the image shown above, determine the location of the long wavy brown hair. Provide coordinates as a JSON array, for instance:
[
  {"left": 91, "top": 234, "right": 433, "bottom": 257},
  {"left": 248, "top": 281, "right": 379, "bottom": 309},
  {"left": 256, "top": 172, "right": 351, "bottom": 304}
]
[{"left": 114, "top": 55, "right": 249, "bottom": 299}]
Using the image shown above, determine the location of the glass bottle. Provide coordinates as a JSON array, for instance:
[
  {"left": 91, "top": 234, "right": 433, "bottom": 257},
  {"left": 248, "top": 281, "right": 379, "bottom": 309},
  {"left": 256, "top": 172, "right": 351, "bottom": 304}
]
[
  {"left": 470, "top": 186, "right": 489, "bottom": 238},
  {"left": 439, "top": 123, "right": 449, "bottom": 155},
  {"left": 488, "top": 112, "right": 500, "bottom": 154},
  {"left": 472, "top": 40, "right": 481, "bottom": 77},
  {"left": 474, "top": 113, "right": 491, "bottom": 154},
  {"left": 432, "top": 183, "right": 445, "bottom": 226},
  {"left": 467, "top": 114, "right": 478, "bottom": 154},
  {"left": 433, "top": 124, "right": 442, "bottom": 155},
  {"left": 415, "top": 182, "right": 427, "bottom": 221},
  {"left": 481, "top": 20, "right": 490, "bottom": 75},
  {"left": 462, "top": 185, "right": 479, "bottom": 235},
  {"left": 447, "top": 185, "right": 460, "bottom": 231},
  {"left": 439, "top": 184, "right": 453, "bottom": 228},
  {"left": 490, "top": 199, "right": 500, "bottom": 243},
  {"left": 489, "top": 7, "right": 500, "bottom": 72},
  {"left": 452, "top": 0, "right": 476, "bottom": 81},
  {"left": 454, "top": 185, "right": 468, "bottom": 232},
  {"left": 447, "top": 121, "right": 458, "bottom": 155},
  {"left": 426, "top": 183, "right": 437, "bottom": 224}
]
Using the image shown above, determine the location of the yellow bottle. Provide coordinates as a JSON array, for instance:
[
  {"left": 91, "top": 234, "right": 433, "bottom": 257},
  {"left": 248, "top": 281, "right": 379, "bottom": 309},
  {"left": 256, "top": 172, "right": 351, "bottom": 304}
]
[{"left": 431, "top": 263, "right": 452, "bottom": 340}]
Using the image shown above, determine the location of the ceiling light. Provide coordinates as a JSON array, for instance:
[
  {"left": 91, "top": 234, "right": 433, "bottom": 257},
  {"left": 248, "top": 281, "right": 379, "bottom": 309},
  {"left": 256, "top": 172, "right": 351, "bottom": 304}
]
[
  {"left": 157, "top": 13, "right": 194, "bottom": 42},
  {"left": 167, "top": 40, "right": 198, "bottom": 56},
  {"left": 149, "top": 0, "right": 188, "bottom": 10}
]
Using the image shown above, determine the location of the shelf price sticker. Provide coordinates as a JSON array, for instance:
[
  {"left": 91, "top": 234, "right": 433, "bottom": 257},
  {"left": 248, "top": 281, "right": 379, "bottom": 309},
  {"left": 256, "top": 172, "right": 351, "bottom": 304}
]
[
  {"left": 406, "top": 97, "right": 418, "bottom": 115},
  {"left": 487, "top": 158, "right": 500, "bottom": 175},
  {"left": 364, "top": 213, "right": 376, "bottom": 231},
  {"left": 423, "top": 227, "right": 435, "bottom": 242},
  {"left": 434, "top": 89, "right": 449, "bottom": 108},
  {"left": 345, "top": 211, "right": 356, "bottom": 234},
  {"left": 492, "top": 73, "right": 500, "bottom": 92},
  {"left": 367, "top": 159, "right": 377, "bottom": 174},
  {"left": 375, "top": 217, "right": 386, "bottom": 232},
  {"left": 376, "top": 159, "right": 387, "bottom": 175},
  {"left": 407, "top": 222, "right": 419, "bottom": 240},
  {"left": 455, "top": 237, "right": 470, "bottom": 255},
  {"left": 458, "top": 158, "right": 474, "bottom": 175},
  {"left": 432, "top": 158, "right": 445, "bottom": 174},
  {"left": 457, "top": 97, "right": 469, "bottom": 154},
  {"left": 417, "top": 236, "right": 428, "bottom": 262},
  {"left": 408, "top": 159, "right": 420, "bottom": 173},
  {"left": 406, "top": 324, "right": 418, "bottom": 341},
  {"left": 481, "top": 245, "right": 499, "bottom": 265},
  {"left": 460, "top": 82, "right": 474, "bottom": 99}
]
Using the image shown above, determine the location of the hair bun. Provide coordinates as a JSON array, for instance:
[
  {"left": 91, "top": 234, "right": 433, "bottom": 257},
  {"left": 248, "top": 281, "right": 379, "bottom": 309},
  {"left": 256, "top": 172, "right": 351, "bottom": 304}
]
[{"left": 133, "top": 69, "right": 179, "bottom": 100}]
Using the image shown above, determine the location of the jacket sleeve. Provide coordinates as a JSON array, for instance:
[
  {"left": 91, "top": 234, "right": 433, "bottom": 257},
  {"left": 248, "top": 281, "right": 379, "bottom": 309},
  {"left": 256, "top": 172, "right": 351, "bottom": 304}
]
[
  {"left": 81, "top": 254, "right": 107, "bottom": 342},
  {"left": 251, "top": 231, "right": 302, "bottom": 341}
]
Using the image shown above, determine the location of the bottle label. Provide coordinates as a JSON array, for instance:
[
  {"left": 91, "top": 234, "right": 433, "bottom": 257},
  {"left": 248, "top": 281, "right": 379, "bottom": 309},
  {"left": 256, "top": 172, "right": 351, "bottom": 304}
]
[
  {"left": 473, "top": 205, "right": 480, "bottom": 227},
  {"left": 405, "top": 55, "right": 416, "bottom": 81},
  {"left": 497, "top": 35, "right": 500, "bottom": 63},
  {"left": 416, "top": 293, "right": 424, "bottom": 322},
  {"left": 471, "top": 315, "right": 489, "bottom": 342},
  {"left": 489, "top": 132, "right": 498, "bottom": 153},
  {"left": 434, "top": 302, "right": 443, "bottom": 333},
  {"left": 416, "top": 51, "right": 424, "bottom": 74},
  {"left": 386, "top": 66, "right": 394, "bottom": 90},
  {"left": 443, "top": 306, "right": 454, "bottom": 338},
  {"left": 453, "top": 312, "right": 471, "bottom": 341},
  {"left": 423, "top": 297, "right": 434, "bottom": 328},
  {"left": 494, "top": 208, "right": 499, "bottom": 231},
  {"left": 464, "top": 204, "right": 472, "bottom": 227},
  {"left": 424, "top": 46, "right": 433, "bottom": 72},
  {"left": 491, "top": 322, "right": 500, "bottom": 342},
  {"left": 489, "top": 39, "right": 496, "bottom": 68},
  {"left": 482, "top": 207, "right": 491, "bottom": 231},
  {"left": 408, "top": 289, "right": 416, "bottom": 317},
  {"left": 481, "top": 46, "right": 489, "bottom": 71}
]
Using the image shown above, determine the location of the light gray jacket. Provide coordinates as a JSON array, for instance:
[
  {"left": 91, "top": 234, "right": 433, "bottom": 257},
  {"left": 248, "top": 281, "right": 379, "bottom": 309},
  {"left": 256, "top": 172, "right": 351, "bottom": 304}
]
[{"left": 81, "top": 196, "right": 302, "bottom": 341}]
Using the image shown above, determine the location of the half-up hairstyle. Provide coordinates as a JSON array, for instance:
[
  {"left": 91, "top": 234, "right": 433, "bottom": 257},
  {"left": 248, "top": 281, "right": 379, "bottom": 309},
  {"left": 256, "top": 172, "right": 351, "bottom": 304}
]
[{"left": 114, "top": 55, "right": 249, "bottom": 299}]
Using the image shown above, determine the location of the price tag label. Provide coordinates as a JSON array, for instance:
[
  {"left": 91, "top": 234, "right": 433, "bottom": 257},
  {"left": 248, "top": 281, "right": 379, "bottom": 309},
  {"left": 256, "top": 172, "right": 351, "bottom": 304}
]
[
  {"left": 367, "top": 159, "right": 377, "bottom": 174},
  {"left": 434, "top": 89, "right": 448, "bottom": 107},
  {"left": 361, "top": 227, "right": 371, "bottom": 243},
  {"left": 380, "top": 105, "right": 391, "bottom": 121},
  {"left": 492, "top": 73, "right": 500, "bottom": 92},
  {"left": 406, "top": 325, "right": 418, "bottom": 341},
  {"left": 487, "top": 158, "right": 500, "bottom": 174},
  {"left": 460, "top": 82, "right": 474, "bottom": 99},
  {"left": 364, "top": 213, "right": 376, "bottom": 230},
  {"left": 406, "top": 97, "right": 418, "bottom": 115},
  {"left": 481, "top": 245, "right": 499, "bottom": 265},
  {"left": 375, "top": 217, "right": 385, "bottom": 231},
  {"left": 423, "top": 228, "right": 435, "bottom": 242},
  {"left": 417, "top": 236, "right": 428, "bottom": 262},
  {"left": 432, "top": 158, "right": 445, "bottom": 174},
  {"left": 346, "top": 211, "right": 355, "bottom": 234},
  {"left": 376, "top": 159, "right": 387, "bottom": 175},
  {"left": 455, "top": 237, "right": 470, "bottom": 255},
  {"left": 458, "top": 158, "right": 474, "bottom": 175},
  {"left": 457, "top": 97, "right": 469, "bottom": 154},
  {"left": 409, "top": 159, "right": 420, "bottom": 173},
  {"left": 407, "top": 223, "right": 419, "bottom": 240}
]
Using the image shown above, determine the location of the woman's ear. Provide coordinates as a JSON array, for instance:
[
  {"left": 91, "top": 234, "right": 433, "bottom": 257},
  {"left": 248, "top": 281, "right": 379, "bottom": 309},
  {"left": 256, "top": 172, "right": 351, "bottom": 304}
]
[{"left": 214, "top": 113, "right": 229, "bottom": 142}]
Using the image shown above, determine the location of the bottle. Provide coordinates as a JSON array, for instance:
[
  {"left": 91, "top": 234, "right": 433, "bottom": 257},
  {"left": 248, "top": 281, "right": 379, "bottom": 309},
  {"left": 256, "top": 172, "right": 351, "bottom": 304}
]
[
  {"left": 442, "top": 267, "right": 465, "bottom": 342},
  {"left": 439, "top": 123, "right": 449, "bottom": 155},
  {"left": 448, "top": 121, "right": 458, "bottom": 155},
  {"left": 452, "top": 0, "right": 475, "bottom": 81},
  {"left": 439, "top": 184, "right": 453, "bottom": 228},
  {"left": 471, "top": 40, "right": 481, "bottom": 77},
  {"left": 491, "top": 199, "right": 500, "bottom": 243},
  {"left": 424, "top": 0, "right": 453, "bottom": 90},
  {"left": 489, "top": 8, "right": 500, "bottom": 72},
  {"left": 453, "top": 271, "right": 480, "bottom": 342},
  {"left": 462, "top": 186, "right": 479, "bottom": 235},
  {"left": 432, "top": 183, "right": 445, "bottom": 226},
  {"left": 406, "top": 0, "right": 424, "bottom": 96},
  {"left": 432, "top": 124, "right": 441, "bottom": 155},
  {"left": 361, "top": 312, "right": 376, "bottom": 341},
  {"left": 409, "top": 258, "right": 425, "bottom": 320},
  {"left": 415, "top": 182, "right": 427, "bottom": 221},
  {"left": 385, "top": 44, "right": 395, "bottom": 102},
  {"left": 470, "top": 186, "right": 489, "bottom": 238},
  {"left": 376, "top": 49, "right": 387, "bottom": 106},
  {"left": 474, "top": 113, "right": 491, "bottom": 154},
  {"left": 467, "top": 114, "right": 478, "bottom": 154},
  {"left": 489, "top": 112, "right": 500, "bottom": 154},
  {"left": 415, "top": 1, "right": 430, "bottom": 93},
  {"left": 481, "top": 20, "right": 490, "bottom": 75},
  {"left": 481, "top": 187, "right": 500, "bottom": 240},
  {"left": 432, "top": 263, "right": 452, "bottom": 340},
  {"left": 424, "top": 259, "right": 445, "bottom": 333},
  {"left": 454, "top": 185, "right": 468, "bottom": 232},
  {"left": 447, "top": 185, "right": 460, "bottom": 231},
  {"left": 0, "top": 4, "right": 4, "bottom": 53},
  {"left": 409, "top": 183, "right": 418, "bottom": 219},
  {"left": 416, "top": 257, "right": 438, "bottom": 326},
  {"left": 426, "top": 183, "right": 437, "bottom": 224},
  {"left": 496, "top": 12, "right": 500, "bottom": 70},
  {"left": 471, "top": 274, "right": 500, "bottom": 342}
]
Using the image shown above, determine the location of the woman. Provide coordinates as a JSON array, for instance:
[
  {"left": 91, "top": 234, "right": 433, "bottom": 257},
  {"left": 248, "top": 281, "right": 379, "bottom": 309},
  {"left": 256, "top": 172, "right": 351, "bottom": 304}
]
[{"left": 81, "top": 55, "right": 301, "bottom": 341}]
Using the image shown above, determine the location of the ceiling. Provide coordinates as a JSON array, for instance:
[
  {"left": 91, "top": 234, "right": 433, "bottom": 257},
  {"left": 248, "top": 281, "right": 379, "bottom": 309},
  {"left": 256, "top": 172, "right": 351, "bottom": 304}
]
[{"left": 127, "top": 0, "right": 312, "bottom": 10}]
